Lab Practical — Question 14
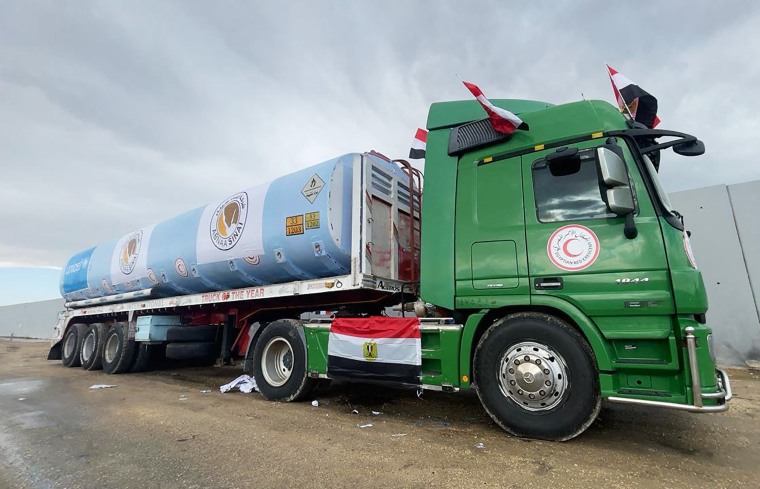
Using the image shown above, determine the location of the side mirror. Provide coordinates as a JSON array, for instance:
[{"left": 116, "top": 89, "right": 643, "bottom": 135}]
[
  {"left": 597, "top": 147, "right": 628, "bottom": 187},
  {"left": 597, "top": 146, "right": 638, "bottom": 239},
  {"left": 607, "top": 188, "right": 635, "bottom": 215},
  {"left": 673, "top": 139, "right": 705, "bottom": 156}
]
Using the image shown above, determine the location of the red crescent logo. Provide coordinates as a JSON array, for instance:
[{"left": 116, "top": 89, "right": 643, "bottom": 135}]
[{"left": 562, "top": 238, "right": 582, "bottom": 258}]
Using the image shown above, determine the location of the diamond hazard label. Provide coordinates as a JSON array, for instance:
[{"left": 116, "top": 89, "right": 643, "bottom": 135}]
[{"left": 302, "top": 174, "right": 325, "bottom": 204}]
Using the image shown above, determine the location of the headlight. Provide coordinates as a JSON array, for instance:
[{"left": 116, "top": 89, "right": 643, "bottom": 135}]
[{"left": 707, "top": 333, "right": 716, "bottom": 363}]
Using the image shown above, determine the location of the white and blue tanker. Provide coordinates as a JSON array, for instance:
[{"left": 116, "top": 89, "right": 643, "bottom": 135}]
[{"left": 60, "top": 153, "right": 402, "bottom": 302}]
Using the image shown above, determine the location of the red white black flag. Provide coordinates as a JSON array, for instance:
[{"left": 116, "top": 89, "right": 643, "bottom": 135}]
[
  {"left": 327, "top": 317, "right": 421, "bottom": 385},
  {"left": 409, "top": 128, "right": 427, "bottom": 159},
  {"left": 462, "top": 81, "right": 529, "bottom": 134},
  {"left": 606, "top": 64, "right": 661, "bottom": 129}
]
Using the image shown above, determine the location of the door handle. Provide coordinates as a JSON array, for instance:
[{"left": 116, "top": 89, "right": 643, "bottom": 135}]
[{"left": 534, "top": 277, "right": 563, "bottom": 290}]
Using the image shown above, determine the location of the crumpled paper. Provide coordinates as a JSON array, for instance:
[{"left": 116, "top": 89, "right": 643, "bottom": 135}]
[{"left": 220, "top": 374, "right": 258, "bottom": 394}]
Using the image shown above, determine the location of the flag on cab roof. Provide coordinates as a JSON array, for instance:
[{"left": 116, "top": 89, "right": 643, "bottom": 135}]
[
  {"left": 409, "top": 128, "right": 427, "bottom": 159},
  {"left": 606, "top": 64, "right": 661, "bottom": 129},
  {"left": 462, "top": 81, "right": 529, "bottom": 134}
]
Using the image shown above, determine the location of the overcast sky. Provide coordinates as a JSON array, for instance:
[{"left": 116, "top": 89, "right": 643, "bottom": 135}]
[{"left": 1, "top": 1, "right": 759, "bottom": 302}]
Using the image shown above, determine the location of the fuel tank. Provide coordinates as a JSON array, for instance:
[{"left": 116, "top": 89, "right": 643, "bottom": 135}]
[{"left": 60, "top": 153, "right": 381, "bottom": 301}]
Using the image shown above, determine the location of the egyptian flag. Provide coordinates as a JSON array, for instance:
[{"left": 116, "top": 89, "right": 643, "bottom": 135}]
[
  {"left": 462, "top": 81, "right": 529, "bottom": 134},
  {"left": 327, "top": 317, "right": 421, "bottom": 384},
  {"left": 606, "top": 64, "right": 661, "bottom": 129},
  {"left": 409, "top": 128, "right": 427, "bottom": 159}
]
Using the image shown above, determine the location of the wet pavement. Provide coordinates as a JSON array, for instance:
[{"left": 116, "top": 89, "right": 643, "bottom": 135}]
[{"left": 2, "top": 340, "right": 760, "bottom": 488}]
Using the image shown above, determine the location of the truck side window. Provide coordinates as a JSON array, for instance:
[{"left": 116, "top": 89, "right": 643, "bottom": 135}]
[{"left": 532, "top": 149, "right": 616, "bottom": 222}]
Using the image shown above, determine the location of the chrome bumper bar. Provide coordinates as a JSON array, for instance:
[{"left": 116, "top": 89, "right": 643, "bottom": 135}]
[{"left": 608, "top": 327, "right": 731, "bottom": 413}]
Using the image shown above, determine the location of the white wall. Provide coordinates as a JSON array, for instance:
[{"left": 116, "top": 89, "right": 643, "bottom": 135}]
[
  {"left": 671, "top": 182, "right": 760, "bottom": 367},
  {"left": 0, "top": 298, "right": 64, "bottom": 339}
]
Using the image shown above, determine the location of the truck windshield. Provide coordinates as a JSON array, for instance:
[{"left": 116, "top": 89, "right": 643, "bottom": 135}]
[{"left": 642, "top": 154, "right": 675, "bottom": 214}]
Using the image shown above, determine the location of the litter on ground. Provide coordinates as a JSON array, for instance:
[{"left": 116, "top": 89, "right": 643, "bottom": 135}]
[{"left": 220, "top": 375, "right": 258, "bottom": 394}]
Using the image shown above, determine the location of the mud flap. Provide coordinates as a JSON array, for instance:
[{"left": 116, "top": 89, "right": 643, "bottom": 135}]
[{"left": 47, "top": 340, "right": 62, "bottom": 360}]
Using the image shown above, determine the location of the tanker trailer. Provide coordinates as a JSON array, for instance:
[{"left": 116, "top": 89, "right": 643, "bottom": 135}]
[{"left": 60, "top": 153, "right": 405, "bottom": 302}]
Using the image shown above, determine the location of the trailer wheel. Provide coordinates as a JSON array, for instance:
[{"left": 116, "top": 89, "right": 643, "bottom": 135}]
[
  {"left": 80, "top": 323, "right": 107, "bottom": 371},
  {"left": 252, "top": 319, "right": 316, "bottom": 402},
  {"left": 473, "top": 312, "right": 601, "bottom": 441},
  {"left": 62, "top": 323, "right": 88, "bottom": 367},
  {"left": 101, "top": 322, "right": 138, "bottom": 374}
]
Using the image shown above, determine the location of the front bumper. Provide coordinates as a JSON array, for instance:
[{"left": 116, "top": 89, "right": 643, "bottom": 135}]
[{"left": 607, "top": 326, "right": 731, "bottom": 413}]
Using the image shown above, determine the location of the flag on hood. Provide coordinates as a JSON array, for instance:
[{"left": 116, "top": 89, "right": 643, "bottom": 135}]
[
  {"left": 462, "top": 81, "right": 529, "bottom": 134},
  {"left": 327, "top": 317, "right": 421, "bottom": 385},
  {"left": 409, "top": 128, "right": 427, "bottom": 159},
  {"left": 606, "top": 64, "right": 661, "bottom": 128}
]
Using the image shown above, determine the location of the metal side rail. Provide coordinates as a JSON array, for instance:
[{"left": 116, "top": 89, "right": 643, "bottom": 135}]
[{"left": 608, "top": 327, "right": 731, "bottom": 413}]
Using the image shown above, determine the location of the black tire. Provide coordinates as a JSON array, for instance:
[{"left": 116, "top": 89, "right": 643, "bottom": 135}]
[
  {"left": 61, "top": 323, "right": 88, "bottom": 367},
  {"left": 473, "top": 312, "right": 601, "bottom": 441},
  {"left": 252, "top": 319, "right": 316, "bottom": 402},
  {"left": 165, "top": 341, "right": 217, "bottom": 360},
  {"left": 101, "top": 322, "right": 138, "bottom": 374},
  {"left": 164, "top": 325, "right": 219, "bottom": 343},
  {"left": 80, "top": 323, "right": 107, "bottom": 371},
  {"left": 130, "top": 343, "right": 156, "bottom": 373}
]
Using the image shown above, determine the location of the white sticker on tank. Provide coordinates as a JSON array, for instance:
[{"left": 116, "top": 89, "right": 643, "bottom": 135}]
[
  {"left": 301, "top": 174, "right": 325, "bottom": 204},
  {"left": 109, "top": 225, "right": 155, "bottom": 286},
  {"left": 196, "top": 181, "right": 271, "bottom": 265}
]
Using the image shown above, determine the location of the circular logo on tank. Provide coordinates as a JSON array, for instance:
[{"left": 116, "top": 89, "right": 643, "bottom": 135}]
[
  {"left": 547, "top": 225, "right": 600, "bottom": 271},
  {"left": 210, "top": 192, "right": 248, "bottom": 251},
  {"left": 119, "top": 231, "right": 143, "bottom": 275},
  {"left": 174, "top": 258, "right": 189, "bottom": 277}
]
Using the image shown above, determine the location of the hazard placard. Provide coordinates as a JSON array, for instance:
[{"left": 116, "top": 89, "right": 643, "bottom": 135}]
[
  {"left": 305, "top": 211, "right": 320, "bottom": 229},
  {"left": 285, "top": 215, "right": 304, "bottom": 236},
  {"left": 302, "top": 174, "right": 325, "bottom": 204}
]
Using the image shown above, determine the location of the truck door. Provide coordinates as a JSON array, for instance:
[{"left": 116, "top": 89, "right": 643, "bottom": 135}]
[
  {"left": 455, "top": 154, "right": 530, "bottom": 301},
  {"left": 523, "top": 140, "right": 675, "bottom": 343}
]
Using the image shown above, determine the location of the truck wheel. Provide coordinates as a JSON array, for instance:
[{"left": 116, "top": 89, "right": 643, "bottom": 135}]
[
  {"left": 62, "top": 323, "right": 88, "bottom": 367},
  {"left": 130, "top": 343, "right": 155, "bottom": 373},
  {"left": 80, "top": 323, "right": 107, "bottom": 371},
  {"left": 473, "top": 312, "right": 601, "bottom": 441},
  {"left": 101, "top": 322, "right": 138, "bottom": 374},
  {"left": 252, "top": 319, "right": 316, "bottom": 402}
]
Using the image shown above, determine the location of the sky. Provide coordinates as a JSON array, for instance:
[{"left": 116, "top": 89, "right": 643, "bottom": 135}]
[{"left": 1, "top": 1, "right": 759, "bottom": 305}]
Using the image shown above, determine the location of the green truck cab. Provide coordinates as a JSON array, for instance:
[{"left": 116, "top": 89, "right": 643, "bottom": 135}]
[{"left": 411, "top": 98, "right": 730, "bottom": 440}]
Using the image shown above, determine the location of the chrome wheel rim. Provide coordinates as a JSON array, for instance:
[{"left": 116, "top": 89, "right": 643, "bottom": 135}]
[
  {"left": 261, "top": 337, "right": 294, "bottom": 387},
  {"left": 82, "top": 332, "right": 96, "bottom": 362},
  {"left": 104, "top": 333, "right": 119, "bottom": 364},
  {"left": 63, "top": 331, "right": 77, "bottom": 359},
  {"left": 498, "top": 341, "right": 568, "bottom": 411}
]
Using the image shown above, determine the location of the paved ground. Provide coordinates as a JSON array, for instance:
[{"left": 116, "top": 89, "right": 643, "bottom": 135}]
[{"left": 1, "top": 340, "right": 759, "bottom": 489}]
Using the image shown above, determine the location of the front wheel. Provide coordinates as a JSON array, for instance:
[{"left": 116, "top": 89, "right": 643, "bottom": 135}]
[
  {"left": 473, "top": 312, "right": 601, "bottom": 441},
  {"left": 252, "top": 319, "right": 316, "bottom": 402}
]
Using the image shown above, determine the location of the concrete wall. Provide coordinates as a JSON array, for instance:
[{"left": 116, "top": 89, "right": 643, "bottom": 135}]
[
  {"left": 671, "top": 181, "right": 760, "bottom": 367},
  {"left": 0, "top": 299, "right": 64, "bottom": 339}
]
